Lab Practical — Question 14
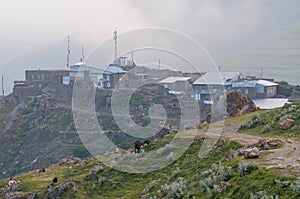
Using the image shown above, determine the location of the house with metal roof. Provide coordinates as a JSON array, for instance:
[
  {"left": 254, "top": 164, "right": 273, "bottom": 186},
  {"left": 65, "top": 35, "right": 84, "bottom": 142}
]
[
  {"left": 232, "top": 79, "right": 278, "bottom": 99},
  {"left": 192, "top": 72, "right": 241, "bottom": 104},
  {"left": 255, "top": 80, "right": 278, "bottom": 98},
  {"left": 70, "top": 63, "right": 127, "bottom": 89},
  {"left": 159, "top": 76, "right": 192, "bottom": 95},
  {"left": 232, "top": 81, "right": 257, "bottom": 99}
]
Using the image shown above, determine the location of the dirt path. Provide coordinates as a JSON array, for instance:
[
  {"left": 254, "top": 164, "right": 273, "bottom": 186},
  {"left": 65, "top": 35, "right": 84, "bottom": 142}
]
[
  {"left": 221, "top": 123, "right": 300, "bottom": 178},
  {"left": 180, "top": 122, "right": 300, "bottom": 178}
]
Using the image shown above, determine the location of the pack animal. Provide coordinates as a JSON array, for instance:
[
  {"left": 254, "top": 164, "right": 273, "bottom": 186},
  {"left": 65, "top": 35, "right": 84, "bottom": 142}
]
[{"left": 134, "top": 141, "right": 143, "bottom": 153}]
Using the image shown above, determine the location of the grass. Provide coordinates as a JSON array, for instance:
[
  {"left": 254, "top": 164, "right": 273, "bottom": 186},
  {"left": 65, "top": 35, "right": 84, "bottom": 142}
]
[
  {"left": 1, "top": 97, "right": 300, "bottom": 198},
  {"left": 0, "top": 135, "right": 299, "bottom": 198},
  {"left": 238, "top": 103, "right": 300, "bottom": 139}
]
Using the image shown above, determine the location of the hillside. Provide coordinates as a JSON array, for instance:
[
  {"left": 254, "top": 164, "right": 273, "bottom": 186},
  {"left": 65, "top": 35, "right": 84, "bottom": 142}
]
[
  {"left": 1, "top": 108, "right": 300, "bottom": 198},
  {"left": 0, "top": 96, "right": 90, "bottom": 180},
  {"left": 1, "top": 134, "right": 300, "bottom": 199},
  {"left": 239, "top": 102, "right": 300, "bottom": 138},
  {"left": 1, "top": 87, "right": 300, "bottom": 198}
]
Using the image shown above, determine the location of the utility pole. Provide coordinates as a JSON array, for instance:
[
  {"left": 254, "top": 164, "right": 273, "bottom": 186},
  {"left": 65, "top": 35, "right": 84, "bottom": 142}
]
[
  {"left": 158, "top": 59, "right": 161, "bottom": 70},
  {"left": 66, "top": 35, "right": 70, "bottom": 68},
  {"left": 131, "top": 51, "right": 134, "bottom": 63}
]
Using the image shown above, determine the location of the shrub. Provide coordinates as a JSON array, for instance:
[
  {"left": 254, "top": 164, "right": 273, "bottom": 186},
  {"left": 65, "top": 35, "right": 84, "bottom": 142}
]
[
  {"left": 171, "top": 167, "right": 181, "bottom": 178},
  {"left": 159, "top": 177, "right": 187, "bottom": 199},
  {"left": 240, "top": 114, "right": 262, "bottom": 130},
  {"left": 142, "top": 180, "right": 160, "bottom": 194},
  {"left": 199, "top": 163, "right": 234, "bottom": 194},
  {"left": 262, "top": 124, "right": 271, "bottom": 133},
  {"left": 156, "top": 144, "right": 175, "bottom": 157},
  {"left": 291, "top": 181, "right": 300, "bottom": 194},
  {"left": 274, "top": 179, "right": 290, "bottom": 188},
  {"left": 250, "top": 191, "right": 279, "bottom": 199},
  {"left": 167, "top": 152, "right": 176, "bottom": 162},
  {"left": 238, "top": 161, "right": 258, "bottom": 176},
  {"left": 95, "top": 165, "right": 104, "bottom": 174},
  {"left": 98, "top": 176, "right": 106, "bottom": 186}
]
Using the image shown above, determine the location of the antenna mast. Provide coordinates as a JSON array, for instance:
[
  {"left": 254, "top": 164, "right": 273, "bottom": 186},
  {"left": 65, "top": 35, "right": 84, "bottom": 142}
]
[
  {"left": 113, "top": 31, "right": 118, "bottom": 65},
  {"left": 158, "top": 59, "right": 161, "bottom": 70},
  {"left": 1, "top": 75, "right": 4, "bottom": 97},
  {"left": 66, "top": 35, "right": 70, "bottom": 68},
  {"left": 81, "top": 45, "right": 85, "bottom": 63}
]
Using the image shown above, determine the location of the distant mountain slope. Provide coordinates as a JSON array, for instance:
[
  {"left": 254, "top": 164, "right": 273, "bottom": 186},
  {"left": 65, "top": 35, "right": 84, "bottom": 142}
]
[{"left": 0, "top": 96, "right": 90, "bottom": 180}]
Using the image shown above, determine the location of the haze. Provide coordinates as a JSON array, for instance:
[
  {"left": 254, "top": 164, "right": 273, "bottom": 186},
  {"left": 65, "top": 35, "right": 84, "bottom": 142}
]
[{"left": 1, "top": 0, "right": 300, "bottom": 93}]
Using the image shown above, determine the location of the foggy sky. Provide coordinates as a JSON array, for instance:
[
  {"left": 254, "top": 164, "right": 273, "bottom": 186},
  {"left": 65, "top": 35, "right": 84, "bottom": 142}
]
[{"left": 1, "top": 0, "right": 300, "bottom": 93}]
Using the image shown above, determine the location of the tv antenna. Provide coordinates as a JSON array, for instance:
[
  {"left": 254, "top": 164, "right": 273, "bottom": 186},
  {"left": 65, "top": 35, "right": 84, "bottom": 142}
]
[
  {"left": 81, "top": 45, "right": 85, "bottom": 64},
  {"left": 113, "top": 31, "right": 118, "bottom": 65},
  {"left": 66, "top": 35, "right": 70, "bottom": 68}
]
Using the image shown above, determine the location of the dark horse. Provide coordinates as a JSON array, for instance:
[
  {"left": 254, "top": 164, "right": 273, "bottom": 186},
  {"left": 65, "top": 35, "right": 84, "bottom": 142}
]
[
  {"left": 143, "top": 139, "right": 150, "bottom": 146},
  {"left": 134, "top": 140, "right": 142, "bottom": 153}
]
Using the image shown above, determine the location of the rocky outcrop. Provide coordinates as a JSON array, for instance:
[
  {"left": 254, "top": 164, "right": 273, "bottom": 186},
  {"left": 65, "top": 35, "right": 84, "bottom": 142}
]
[
  {"left": 45, "top": 182, "right": 75, "bottom": 199},
  {"left": 6, "top": 191, "right": 38, "bottom": 199},
  {"left": 279, "top": 115, "right": 295, "bottom": 130},
  {"left": 226, "top": 91, "right": 257, "bottom": 117}
]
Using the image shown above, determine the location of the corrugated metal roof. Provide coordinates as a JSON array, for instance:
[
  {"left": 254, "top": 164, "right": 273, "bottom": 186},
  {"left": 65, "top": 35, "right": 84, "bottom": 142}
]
[
  {"left": 193, "top": 72, "right": 240, "bottom": 85},
  {"left": 71, "top": 63, "right": 126, "bottom": 74},
  {"left": 159, "top": 76, "right": 191, "bottom": 84},
  {"left": 253, "top": 98, "right": 289, "bottom": 109},
  {"left": 255, "top": 80, "right": 278, "bottom": 87},
  {"left": 232, "top": 81, "right": 256, "bottom": 88},
  {"left": 98, "top": 65, "right": 127, "bottom": 74}
]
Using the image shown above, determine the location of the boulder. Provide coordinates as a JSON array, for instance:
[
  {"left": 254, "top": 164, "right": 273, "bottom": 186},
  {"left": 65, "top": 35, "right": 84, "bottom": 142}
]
[
  {"left": 5, "top": 192, "right": 26, "bottom": 199},
  {"left": 243, "top": 147, "right": 260, "bottom": 159},
  {"left": 226, "top": 90, "right": 257, "bottom": 117},
  {"left": 279, "top": 115, "right": 294, "bottom": 130},
  {"left": 45, "top": 182, "right": 75, "bottom": 199}
]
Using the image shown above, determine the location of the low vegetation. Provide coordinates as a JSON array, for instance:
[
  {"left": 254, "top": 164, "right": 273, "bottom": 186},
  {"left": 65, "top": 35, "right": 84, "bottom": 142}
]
[
  {"left": 239, "top": 102, "right": 300, "bottom": 138},
  {"left": 0, "top": 136, "right": 299, "bottom": 198}
]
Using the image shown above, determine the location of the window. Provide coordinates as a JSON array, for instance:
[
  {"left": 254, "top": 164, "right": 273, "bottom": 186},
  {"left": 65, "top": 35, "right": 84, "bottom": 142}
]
[
  {"left": 268, "top": 88, "right": 273, "bottom": 93},
  {"left": 245, "top": 89, "right": 249, "bottom": 95}
]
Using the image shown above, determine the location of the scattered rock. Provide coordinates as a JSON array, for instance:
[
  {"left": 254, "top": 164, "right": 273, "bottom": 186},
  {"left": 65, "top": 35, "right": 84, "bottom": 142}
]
[
  {"left": 257, "top": 138, "right": 280, "bottom": 150},
  {"left": 220, "top": 182, "right": 232, "bottom": 192},
  {"left": 279, "top": 115, "right": 294, "bottom": 130},
  {"left": 140, "top": 193, "right": 151, "bottom": 199},
  {"left": 286, "top": 139, "right": 294, "bottom": 144},
  {"left": 5, "top": 192, "right": 26, "bottom": 199},
  {"left": 141, "top": 179, "right": 161, "bottom": 195},
  {"left": 45, "top": 182, "right": 75, "bottom": 199},
  {"left": 276, "top": 164, "right": 286, "bottom": 169},
  {"left": 243, "top": 147, "right": 260, "bottom": 159},
  {"left": 29, "top": 192, "right": 38, "bottom": 199}
]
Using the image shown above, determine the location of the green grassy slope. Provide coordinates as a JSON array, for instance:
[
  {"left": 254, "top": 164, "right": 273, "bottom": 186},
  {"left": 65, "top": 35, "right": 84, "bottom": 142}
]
[
  {"left": 0, "top": 136, "right": 299, "bottom": 199},
  {"left": 239, "top": 102, "right": 300, "bottom": 139}
]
